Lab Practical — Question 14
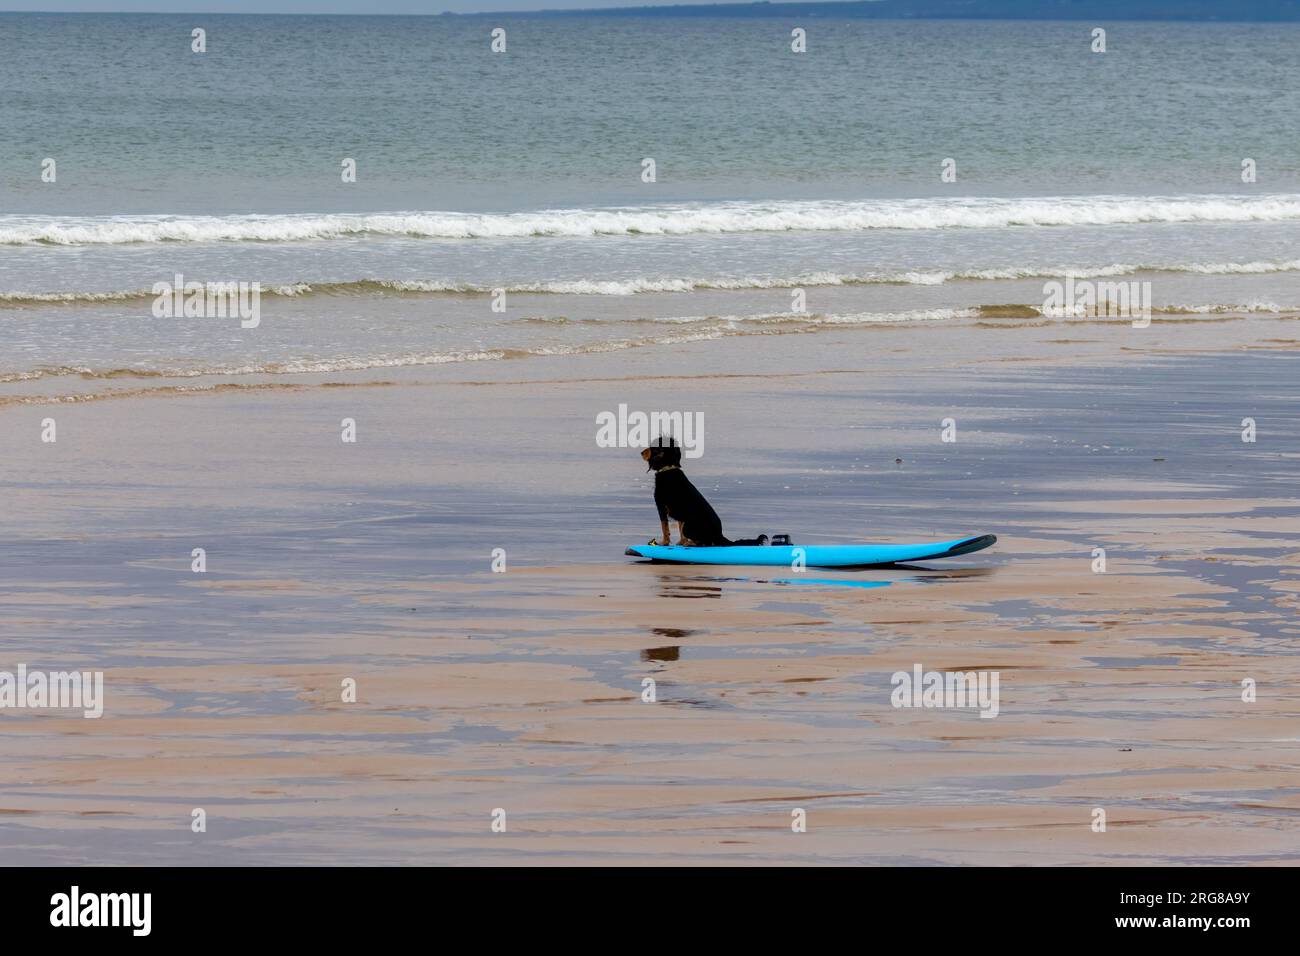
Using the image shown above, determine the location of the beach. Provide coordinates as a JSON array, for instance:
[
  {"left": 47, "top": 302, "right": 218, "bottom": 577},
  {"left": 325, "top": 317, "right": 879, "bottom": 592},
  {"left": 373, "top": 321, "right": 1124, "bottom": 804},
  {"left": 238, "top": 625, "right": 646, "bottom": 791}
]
[
  {"left": 2, "top": 10, "right": 1299, "bottom": 868},
  {"left": 2, "top": 310, "right": 1297, "bottom": 864}
]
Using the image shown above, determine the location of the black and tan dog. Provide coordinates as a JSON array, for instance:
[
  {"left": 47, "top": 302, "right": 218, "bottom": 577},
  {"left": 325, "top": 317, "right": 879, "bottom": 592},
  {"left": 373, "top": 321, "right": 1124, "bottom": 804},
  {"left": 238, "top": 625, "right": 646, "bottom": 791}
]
[
  {"left": 642, "top": 439, "right": 726, "bottom": 546},
  {"left": 642, "top": 438, "right": 766, "bottom": 547}
]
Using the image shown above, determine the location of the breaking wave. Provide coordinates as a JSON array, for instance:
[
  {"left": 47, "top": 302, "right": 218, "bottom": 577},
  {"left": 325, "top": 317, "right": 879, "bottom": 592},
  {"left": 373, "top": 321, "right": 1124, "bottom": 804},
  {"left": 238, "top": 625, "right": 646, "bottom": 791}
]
[
  {"left": 6, "top": 194, "right": 1300, "bottom": 245},
  {"left": 5, "top": 257, "right": 1300, "bottom": 307}
]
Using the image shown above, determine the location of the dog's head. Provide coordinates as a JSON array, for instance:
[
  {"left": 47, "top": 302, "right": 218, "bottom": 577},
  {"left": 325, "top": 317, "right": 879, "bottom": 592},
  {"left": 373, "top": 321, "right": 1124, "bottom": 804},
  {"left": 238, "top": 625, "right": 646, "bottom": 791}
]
[{"left": 641, "top": 436, "right": 682, "bottom": 472}]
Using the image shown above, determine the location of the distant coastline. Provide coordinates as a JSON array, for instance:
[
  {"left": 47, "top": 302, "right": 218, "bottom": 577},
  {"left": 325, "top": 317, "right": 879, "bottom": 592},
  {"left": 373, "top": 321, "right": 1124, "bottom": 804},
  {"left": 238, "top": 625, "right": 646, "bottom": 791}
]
[
  {"left": 456, "top": 1, "right": 1300, "bottom": 23},
  {"left": 0, "top": 3, "right": 1294, "bottom": 22}
]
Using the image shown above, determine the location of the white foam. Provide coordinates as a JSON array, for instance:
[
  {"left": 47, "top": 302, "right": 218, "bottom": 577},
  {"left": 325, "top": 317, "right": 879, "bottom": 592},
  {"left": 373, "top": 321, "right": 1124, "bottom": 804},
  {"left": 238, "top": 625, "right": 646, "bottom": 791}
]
[
  {"left": 1161, "top": 301, "right": 1294, "bottom": 313},
  {"left": 7, "top": 194, "right": 1300, "bottom": 245}
]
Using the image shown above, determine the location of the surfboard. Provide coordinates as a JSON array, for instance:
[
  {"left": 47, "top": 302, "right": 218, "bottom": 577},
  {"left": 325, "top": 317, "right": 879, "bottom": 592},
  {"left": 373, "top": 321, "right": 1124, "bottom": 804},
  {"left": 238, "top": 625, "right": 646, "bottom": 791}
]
[{"left": 624, "top": 534, "right": 996, "bottom": 568}]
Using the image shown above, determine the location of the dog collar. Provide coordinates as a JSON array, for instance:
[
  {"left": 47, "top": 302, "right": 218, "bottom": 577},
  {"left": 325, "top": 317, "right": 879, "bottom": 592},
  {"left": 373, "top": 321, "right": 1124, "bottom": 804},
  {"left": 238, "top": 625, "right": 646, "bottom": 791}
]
[{"left": 654, "top": 465, "right": 680, "bottom": 473}]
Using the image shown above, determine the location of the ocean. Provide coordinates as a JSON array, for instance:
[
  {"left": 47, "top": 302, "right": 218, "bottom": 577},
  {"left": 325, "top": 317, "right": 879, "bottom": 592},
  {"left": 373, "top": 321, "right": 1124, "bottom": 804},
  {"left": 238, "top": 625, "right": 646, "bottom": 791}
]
[
  {"left": 2, "top": 12, "right": 1299, "bottom": 386},
  {"left": 4, "top": 10, "right": 1300, "bottom": 869}
]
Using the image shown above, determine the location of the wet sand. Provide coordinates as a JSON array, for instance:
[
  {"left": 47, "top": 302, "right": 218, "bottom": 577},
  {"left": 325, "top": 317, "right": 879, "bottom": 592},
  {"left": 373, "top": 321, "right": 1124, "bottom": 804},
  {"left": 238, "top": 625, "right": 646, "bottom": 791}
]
[{"left": 1, "top": 313, "right": 1298, "bottom": 864}]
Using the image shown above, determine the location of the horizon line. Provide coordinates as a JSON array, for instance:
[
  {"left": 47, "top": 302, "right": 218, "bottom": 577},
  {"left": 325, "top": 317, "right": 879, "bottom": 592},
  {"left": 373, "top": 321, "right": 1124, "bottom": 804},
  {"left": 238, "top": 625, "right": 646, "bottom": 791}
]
[{"left": 1, "top": 0, "right": 1297, "bottom": 21}]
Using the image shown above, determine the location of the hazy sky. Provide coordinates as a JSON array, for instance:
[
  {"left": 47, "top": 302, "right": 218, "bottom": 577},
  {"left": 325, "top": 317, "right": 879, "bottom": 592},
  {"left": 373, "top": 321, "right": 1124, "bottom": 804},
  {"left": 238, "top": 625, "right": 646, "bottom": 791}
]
[{"left": 0, "top": 0, "right": 723, "bottom": 12}]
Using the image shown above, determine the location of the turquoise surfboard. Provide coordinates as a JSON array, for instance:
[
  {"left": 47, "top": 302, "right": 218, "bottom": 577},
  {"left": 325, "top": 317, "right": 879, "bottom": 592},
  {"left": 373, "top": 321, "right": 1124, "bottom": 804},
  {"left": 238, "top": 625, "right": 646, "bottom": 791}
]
[{"left": 624, "top": 534, "right": 995, "bottom": 568}]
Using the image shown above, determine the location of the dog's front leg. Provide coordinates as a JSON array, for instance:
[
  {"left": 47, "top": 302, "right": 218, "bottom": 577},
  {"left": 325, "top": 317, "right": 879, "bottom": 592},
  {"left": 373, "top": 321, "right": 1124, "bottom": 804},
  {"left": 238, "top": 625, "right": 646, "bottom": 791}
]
[{"left": 657, "top": 520, "right": 672, "bottom": 546}]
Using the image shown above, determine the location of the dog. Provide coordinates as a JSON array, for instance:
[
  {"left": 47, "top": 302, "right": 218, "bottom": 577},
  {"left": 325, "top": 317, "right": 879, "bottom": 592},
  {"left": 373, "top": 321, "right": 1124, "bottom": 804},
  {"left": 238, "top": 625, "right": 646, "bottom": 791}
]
[
  {"left": 642, "top": 438, "right": 767, "bottom": 547},
  {"left": 642, "top": 439, "right": 727, "bottom": 546}
]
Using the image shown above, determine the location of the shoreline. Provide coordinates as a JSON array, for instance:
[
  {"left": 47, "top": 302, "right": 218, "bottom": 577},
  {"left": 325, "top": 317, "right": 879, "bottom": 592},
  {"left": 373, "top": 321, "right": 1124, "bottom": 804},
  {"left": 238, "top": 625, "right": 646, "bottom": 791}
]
[
  {"left": 1, "top": 315, "right": 1297, "bottom": 864},
  {"left": 2, "top": 307, "right": 1296, "bottom": 407}
]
